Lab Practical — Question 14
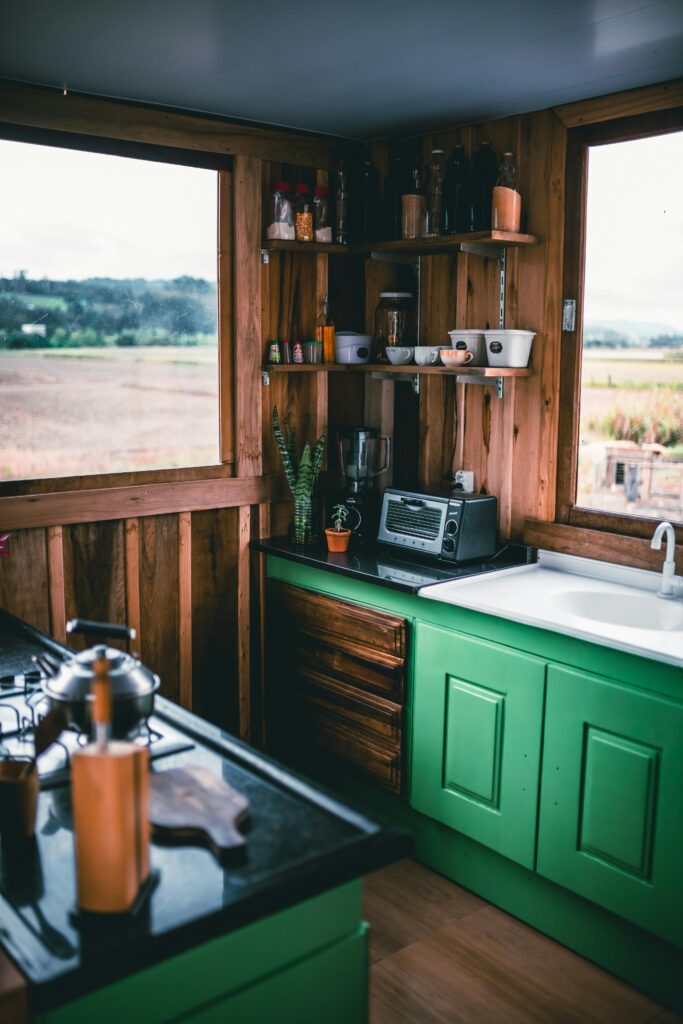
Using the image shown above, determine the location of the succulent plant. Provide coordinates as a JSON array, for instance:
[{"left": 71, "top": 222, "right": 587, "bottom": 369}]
[{"left": 272, "top": 406, "right": 325, "bottom": 545}]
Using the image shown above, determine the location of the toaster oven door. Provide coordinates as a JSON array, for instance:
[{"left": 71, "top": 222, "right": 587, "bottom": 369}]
[{"left": 378, "top": 492, "right": 447, "bottom": 556}]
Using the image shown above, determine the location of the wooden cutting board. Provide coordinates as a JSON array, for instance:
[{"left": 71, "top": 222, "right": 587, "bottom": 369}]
[{"left": 149, "top": 765, "right": 249, "bottom": 857}]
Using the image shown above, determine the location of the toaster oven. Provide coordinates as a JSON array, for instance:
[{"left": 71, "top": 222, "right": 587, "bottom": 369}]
[{"left": 377, "top": 488, "right": 498, "bottom": 562}]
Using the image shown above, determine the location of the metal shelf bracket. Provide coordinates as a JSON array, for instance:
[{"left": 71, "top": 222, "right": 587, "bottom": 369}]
[
  {"left": 456, "top": 374, "right": 505, "bottom": 398},
  {"left": 371, "top": 370, "right": 420, "bottom": 395}
]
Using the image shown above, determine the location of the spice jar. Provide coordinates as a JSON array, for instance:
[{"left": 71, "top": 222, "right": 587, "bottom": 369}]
[
  {"left": 491, "top": 152, "right": 521, "bottom": 233},
  {"left": 267, "top": 182, "right": 294, "bottom": 240},
  {"left": 294, "top": 184, "right": 314, "bottom": 242},
  {"left": 373, "top": 292, "right": 416, "bottom": 363},
  {"left": 313, "top": 186, "right": 331, "bottom": 242}
]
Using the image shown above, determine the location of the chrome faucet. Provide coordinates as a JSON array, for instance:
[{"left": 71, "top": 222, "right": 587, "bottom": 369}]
[{"left": 651, "top": 521, "right": 678, "bottom": 598}]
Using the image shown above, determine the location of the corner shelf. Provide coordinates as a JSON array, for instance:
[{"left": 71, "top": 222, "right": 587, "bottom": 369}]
[
  {"left": 261, "top": 230, "right": 537, "bottom": 260},
  {"left": 261, "top": 362, "right": 530, "bottom": 398}
]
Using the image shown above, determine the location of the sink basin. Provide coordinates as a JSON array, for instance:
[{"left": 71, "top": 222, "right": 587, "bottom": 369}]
[{"left": 552, "top": 589, "right": 683, "bottom": 632}]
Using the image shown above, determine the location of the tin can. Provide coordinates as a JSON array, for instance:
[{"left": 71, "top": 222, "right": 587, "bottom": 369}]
[
  {"left": 279, "top": 341, "right": 292, "bottom": 364},
  {"left": 268, "top": 341, "right": 281, "bottom": 364},
  {"left": 292, "top": 342, "right": 304, "bottom": 365}
]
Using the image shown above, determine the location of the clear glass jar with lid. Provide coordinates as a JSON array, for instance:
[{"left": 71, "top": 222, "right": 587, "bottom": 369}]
[
  {"left": 267, "top": 181, "right": 294, "bottom": 240},
  {"left": 294, "top": 184, "right": 314, "bottom": 241},
  {"left": 373, "top": 292, "right": 416, "bottom": 363}
]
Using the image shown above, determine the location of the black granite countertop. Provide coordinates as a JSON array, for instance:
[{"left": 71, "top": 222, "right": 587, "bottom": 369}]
[
  {"left": 0, "top": 611, "right": 409, "bottom": 1012},
  {"left": 252, "top": 536, "right": 535, "bottom": 593}
]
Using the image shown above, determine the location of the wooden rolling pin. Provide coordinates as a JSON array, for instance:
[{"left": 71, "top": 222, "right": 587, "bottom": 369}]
[{"left": 71, "top": 650, "right": 150, "bottom": 914}]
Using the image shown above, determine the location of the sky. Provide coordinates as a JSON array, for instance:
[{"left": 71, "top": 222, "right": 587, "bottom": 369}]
[
  {"left": 584, "top": 129, "right": 683, "bottom": 334},
  {"left": 0, "top": 139, "right": 217, "bottom": 281}
]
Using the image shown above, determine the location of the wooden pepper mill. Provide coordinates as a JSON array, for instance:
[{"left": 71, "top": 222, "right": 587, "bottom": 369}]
[{"left": 71, "top": 648, "right": 150, "bottom": 913}]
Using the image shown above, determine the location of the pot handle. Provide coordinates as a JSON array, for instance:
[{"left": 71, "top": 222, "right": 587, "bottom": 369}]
[{"left": 66, "top": 619, "right": 136, "bottom": 642}]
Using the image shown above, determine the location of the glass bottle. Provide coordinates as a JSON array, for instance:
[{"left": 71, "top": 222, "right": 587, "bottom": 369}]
[
  {"left": 294, "top": 184, "right": 314, "bottom": 241},
  {"left": 315, "top": 296, "right": 335, "bottom": 364},
  {"left": 491, "top": 152, "right": 521, "bottom": 232},
  {"left": 444, "top": 146, "right": 472, "bottom": 235},
  {"left": 373, "top": 292, "right": 416, "bottom": 362},
  {"left": 266, "top": 181, "right": 294, "bottom": 240},
  {"left": 313, "top": 185, "right": 331, "bottom": 242},
  {"left": 401, "top": 161, "right": 424, "bottom": 240},
  {"left": 423, "top": 149, "right": 446, "bottom": 237},
  {"left": 383, "top": 152, "right": 405, "bottom": 240},
  {"left": 471, "top": 141, "right": 498, "bottom": 232},
  {"left": 360, "top": 158, "right": 381, "bottom": 244},
  {"left": 335, "top": 160, "right": 349, "bottom": 245}
]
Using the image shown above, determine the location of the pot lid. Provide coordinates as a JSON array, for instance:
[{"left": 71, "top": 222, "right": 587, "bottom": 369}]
[{"left": 42, "top": 644, "right": 159, "bottom": 703}]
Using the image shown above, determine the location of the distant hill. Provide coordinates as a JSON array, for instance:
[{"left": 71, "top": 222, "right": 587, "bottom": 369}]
[
  {"left": 584, "top": 317, "right": 682, "bottom": 347},
  {"left": 0, "top": 274, "right": 217, "bottom": 348}
]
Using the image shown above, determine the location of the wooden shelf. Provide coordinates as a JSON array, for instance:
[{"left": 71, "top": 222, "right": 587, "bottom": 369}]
[
  {"left": 263, "top": 364, "right": 531, "bottom": 378},
  {"left": 262, "top": 239, "right": 351, "bottom": 254},
  {"left": 262, "top": 230, "right": 537, "bottom": 258}
]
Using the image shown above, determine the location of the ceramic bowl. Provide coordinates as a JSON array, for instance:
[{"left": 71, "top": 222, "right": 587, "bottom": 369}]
[
  {"left": 440, "top": 349, "right": 474, "bottom": 368},
  {"left": 414, "top": 346, "right": 441, "bottom": 366},
  {"left": 484, "top": 329, "right": 536, "bottom": 367},
  {"left": 386, "top": 347, "right": 415, "bottom": 366}
]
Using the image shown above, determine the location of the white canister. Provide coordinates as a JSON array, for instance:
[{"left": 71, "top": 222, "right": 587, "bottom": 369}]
[
  {"left": 334, "top": 332, "right": 372, "bottom": 365},
  {"left": 447, "top": 329, "right": 487, "bottom": 366},
  {"left": 484, "top": 329, "right": 536, "bottom": 368}
]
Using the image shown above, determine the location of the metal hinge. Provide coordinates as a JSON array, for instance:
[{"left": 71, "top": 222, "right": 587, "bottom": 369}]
[
  {"left": 562, "top": 299, "right": 576, "bottom": 332},
  {"left": 261, "top": 371, "right": 270, "bottom": 385},
  {"left": 261, "top": 249, "right": 270, "bottom": 265}
]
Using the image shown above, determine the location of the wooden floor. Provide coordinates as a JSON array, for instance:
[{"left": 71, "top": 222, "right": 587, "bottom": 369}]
[{"left": 365, "top": 859, "right": 681, "bottom": 1024}]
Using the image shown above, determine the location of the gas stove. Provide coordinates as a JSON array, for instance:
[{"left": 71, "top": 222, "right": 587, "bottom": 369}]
[{"left": 0, "top": 669, "right": 194, "bottom": 789}]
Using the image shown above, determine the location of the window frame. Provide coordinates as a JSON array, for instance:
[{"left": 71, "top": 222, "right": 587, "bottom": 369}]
[
  {"left": 0, "top": 124, "right": 234, "bottom": 491},
  {"left": 556, "top": 105, "right": 683, "bottom": 544}
]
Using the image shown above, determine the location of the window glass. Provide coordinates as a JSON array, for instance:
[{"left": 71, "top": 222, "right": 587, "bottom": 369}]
[
  {"left": 577, "top": 130, "right": 683, "bottom": 522},
  {"left": 0, "top": 140, "right": 218, "bottom": 481}
]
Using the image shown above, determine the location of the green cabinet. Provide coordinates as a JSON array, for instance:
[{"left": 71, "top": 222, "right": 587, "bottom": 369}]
[
  {"left": 410, "top": 623, "right": 546, "bottom": 869},
  {"left": 537, "top": 664, "right": 683, "bottom": 946}
]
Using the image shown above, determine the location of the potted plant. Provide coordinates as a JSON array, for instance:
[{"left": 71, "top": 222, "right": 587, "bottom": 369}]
[
  {"left": 325, "top": 503, "right": 352, "bottom": 553},
  {"left": 272, "top": 406, "right": 325, "bottom": 547}
]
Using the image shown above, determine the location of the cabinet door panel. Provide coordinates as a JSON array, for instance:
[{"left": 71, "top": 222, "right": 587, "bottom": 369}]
[
  {"left": 410, "top": 624, "right": 545, "bottom": 869},
  {"left": 537, "top": 664, "right": 683, "bottom": 946}
]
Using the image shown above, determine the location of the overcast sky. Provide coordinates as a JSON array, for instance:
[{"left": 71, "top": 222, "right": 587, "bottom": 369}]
[
  {"left": 0, "top": 139, "right": 217, "bottom": 281},
  {"left": 0, "top": 132, "right": 681, "bottom": 333},
  {"left": 584, "top": 129, "right": 683, "bottom": 333}
]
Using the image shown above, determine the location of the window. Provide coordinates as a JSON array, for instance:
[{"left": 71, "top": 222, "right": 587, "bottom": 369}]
[
  {"left": 0, "top": 138, "right": 219, "bottom": 481},
  {"left": 558, "top": 110, "right": 683, "bottom": 532}
]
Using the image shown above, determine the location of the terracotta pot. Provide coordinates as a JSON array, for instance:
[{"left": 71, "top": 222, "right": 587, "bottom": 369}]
[{"left": 325, "top": 528, "right": 351, "bottom": 553}]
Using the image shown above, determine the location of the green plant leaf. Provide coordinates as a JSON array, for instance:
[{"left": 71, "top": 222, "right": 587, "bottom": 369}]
[{"left": 272, "top": 406, "right": 297, "bottom": 497}]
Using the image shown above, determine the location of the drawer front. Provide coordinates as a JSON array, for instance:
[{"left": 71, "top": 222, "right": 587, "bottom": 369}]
[
  {"left": 268, "top": 580, "right": 406, "bottom": 668},
  {"left": 537, "top": 664, "right": 683, "bottom": 946},
  {"left": 410, "top": 623, "right": 545, "bottom": 869},
  {"left": 271, "top": 660, "right": 402, "bottom": 746},
  {"left": 285, "top": 641, "right": 404, "bottom": 703},
  {"left": 303, "top": 711, "right": 402, "bottom": 791}
]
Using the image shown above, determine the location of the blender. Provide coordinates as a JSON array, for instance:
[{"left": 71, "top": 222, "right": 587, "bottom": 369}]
[{"left": 335, "top": 427, "right": 391, "bottom": 547}]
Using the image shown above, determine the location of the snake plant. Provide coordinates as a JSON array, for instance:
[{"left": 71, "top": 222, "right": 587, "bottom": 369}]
[{"left": 273, "top": 406, "right": 325, "bottom": 545}]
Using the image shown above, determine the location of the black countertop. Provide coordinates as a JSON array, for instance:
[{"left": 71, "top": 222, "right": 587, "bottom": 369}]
[
  {"left": 0, "top": 611, "right": 409, "bottom": 1012},
  {"left": 252, "top": 536, "right": 535, "bottom": 593}
]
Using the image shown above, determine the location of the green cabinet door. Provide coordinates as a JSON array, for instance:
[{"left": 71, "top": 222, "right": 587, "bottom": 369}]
[
  {"left": 537, "top": 664, "right": 683, "bottom": 946},
  {"left": 410, "top": 624, "right": 546, "bottom": 869}
]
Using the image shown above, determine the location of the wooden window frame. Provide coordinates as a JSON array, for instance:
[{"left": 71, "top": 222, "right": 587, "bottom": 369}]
[{"left": 556, "top": 104, "right": 683, "bottom": 545}]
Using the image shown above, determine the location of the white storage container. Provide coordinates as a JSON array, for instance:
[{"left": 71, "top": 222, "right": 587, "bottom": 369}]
[
  {"left": 447, "top": 329, "right": 487, "bottom": 366},
  {"left": 484, "top": 329, "right": 535, "bottom": 368},
  {"left": 335, "top": 332, "right": 372, "bottom": 365}
]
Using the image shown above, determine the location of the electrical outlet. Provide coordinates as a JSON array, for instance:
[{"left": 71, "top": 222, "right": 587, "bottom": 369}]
[{"left": 454, "top": 469, "right": 474, "bottom": 492}]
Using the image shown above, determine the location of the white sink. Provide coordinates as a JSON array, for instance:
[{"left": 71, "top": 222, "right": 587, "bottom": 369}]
[
  {"left": 419, "top": 550, "right": 683, "bottom": 667},
  {"left": 552, "top": 589, "right": 683, "bottom": 632}
]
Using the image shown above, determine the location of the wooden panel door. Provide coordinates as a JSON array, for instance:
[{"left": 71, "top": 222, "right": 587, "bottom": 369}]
[
  {"left": 410, "top": 624, "right": 546, "bottom": 868},
  {"left": 537, "top": 664, "right": 683, "bottom": 946}
]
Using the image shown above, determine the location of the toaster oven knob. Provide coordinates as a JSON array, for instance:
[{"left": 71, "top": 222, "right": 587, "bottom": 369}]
[
  {"left": 442, "top": 538, "right": 455, "bottom": 553},
  {"left": 445, "top": 519, "right": 458, "bottom": 535}
]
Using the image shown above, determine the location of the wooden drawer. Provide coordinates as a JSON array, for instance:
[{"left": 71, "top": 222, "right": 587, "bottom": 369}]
[
  {"left": 272, "top": 661, "right": 402, "bottom": 747},
  {"left": 268, "top": 581, "right": 406, "bottom": 670},
  {"left": 303, "top": 711, "right": 402, "bottom": 792},
  {"left": 283, "top": 641, "right": 404, "bottom": 703}
]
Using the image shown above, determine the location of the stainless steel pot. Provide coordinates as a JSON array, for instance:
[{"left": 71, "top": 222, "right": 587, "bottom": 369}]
[{"left": 37, "top": 619, "right": 160, "bottom": 739}]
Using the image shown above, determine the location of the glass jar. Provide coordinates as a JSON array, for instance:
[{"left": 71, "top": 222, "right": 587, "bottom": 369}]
[
  {"left": 266, "top": 181, "right": 294, "bottom": 240},
  {"left": 423, "top": 148, "right": 446, "bottom": 237},
  {"left": 402, "top": 191, "right": 425, "bottom": 239},
  {"left": 373, "top": 292, "right": 416, "bottom": 363},
  {"left": 294, "top": 184, "right": 314, "bottom": 241},
  {"left": 313, "top": 185, "right": 331, "bottom": 242},
  {"left": 472, "top": 141, "right": 498, "bottom": 231},
  {"left": 492, "top": 152, "right": 521, "bottom": 232}
]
